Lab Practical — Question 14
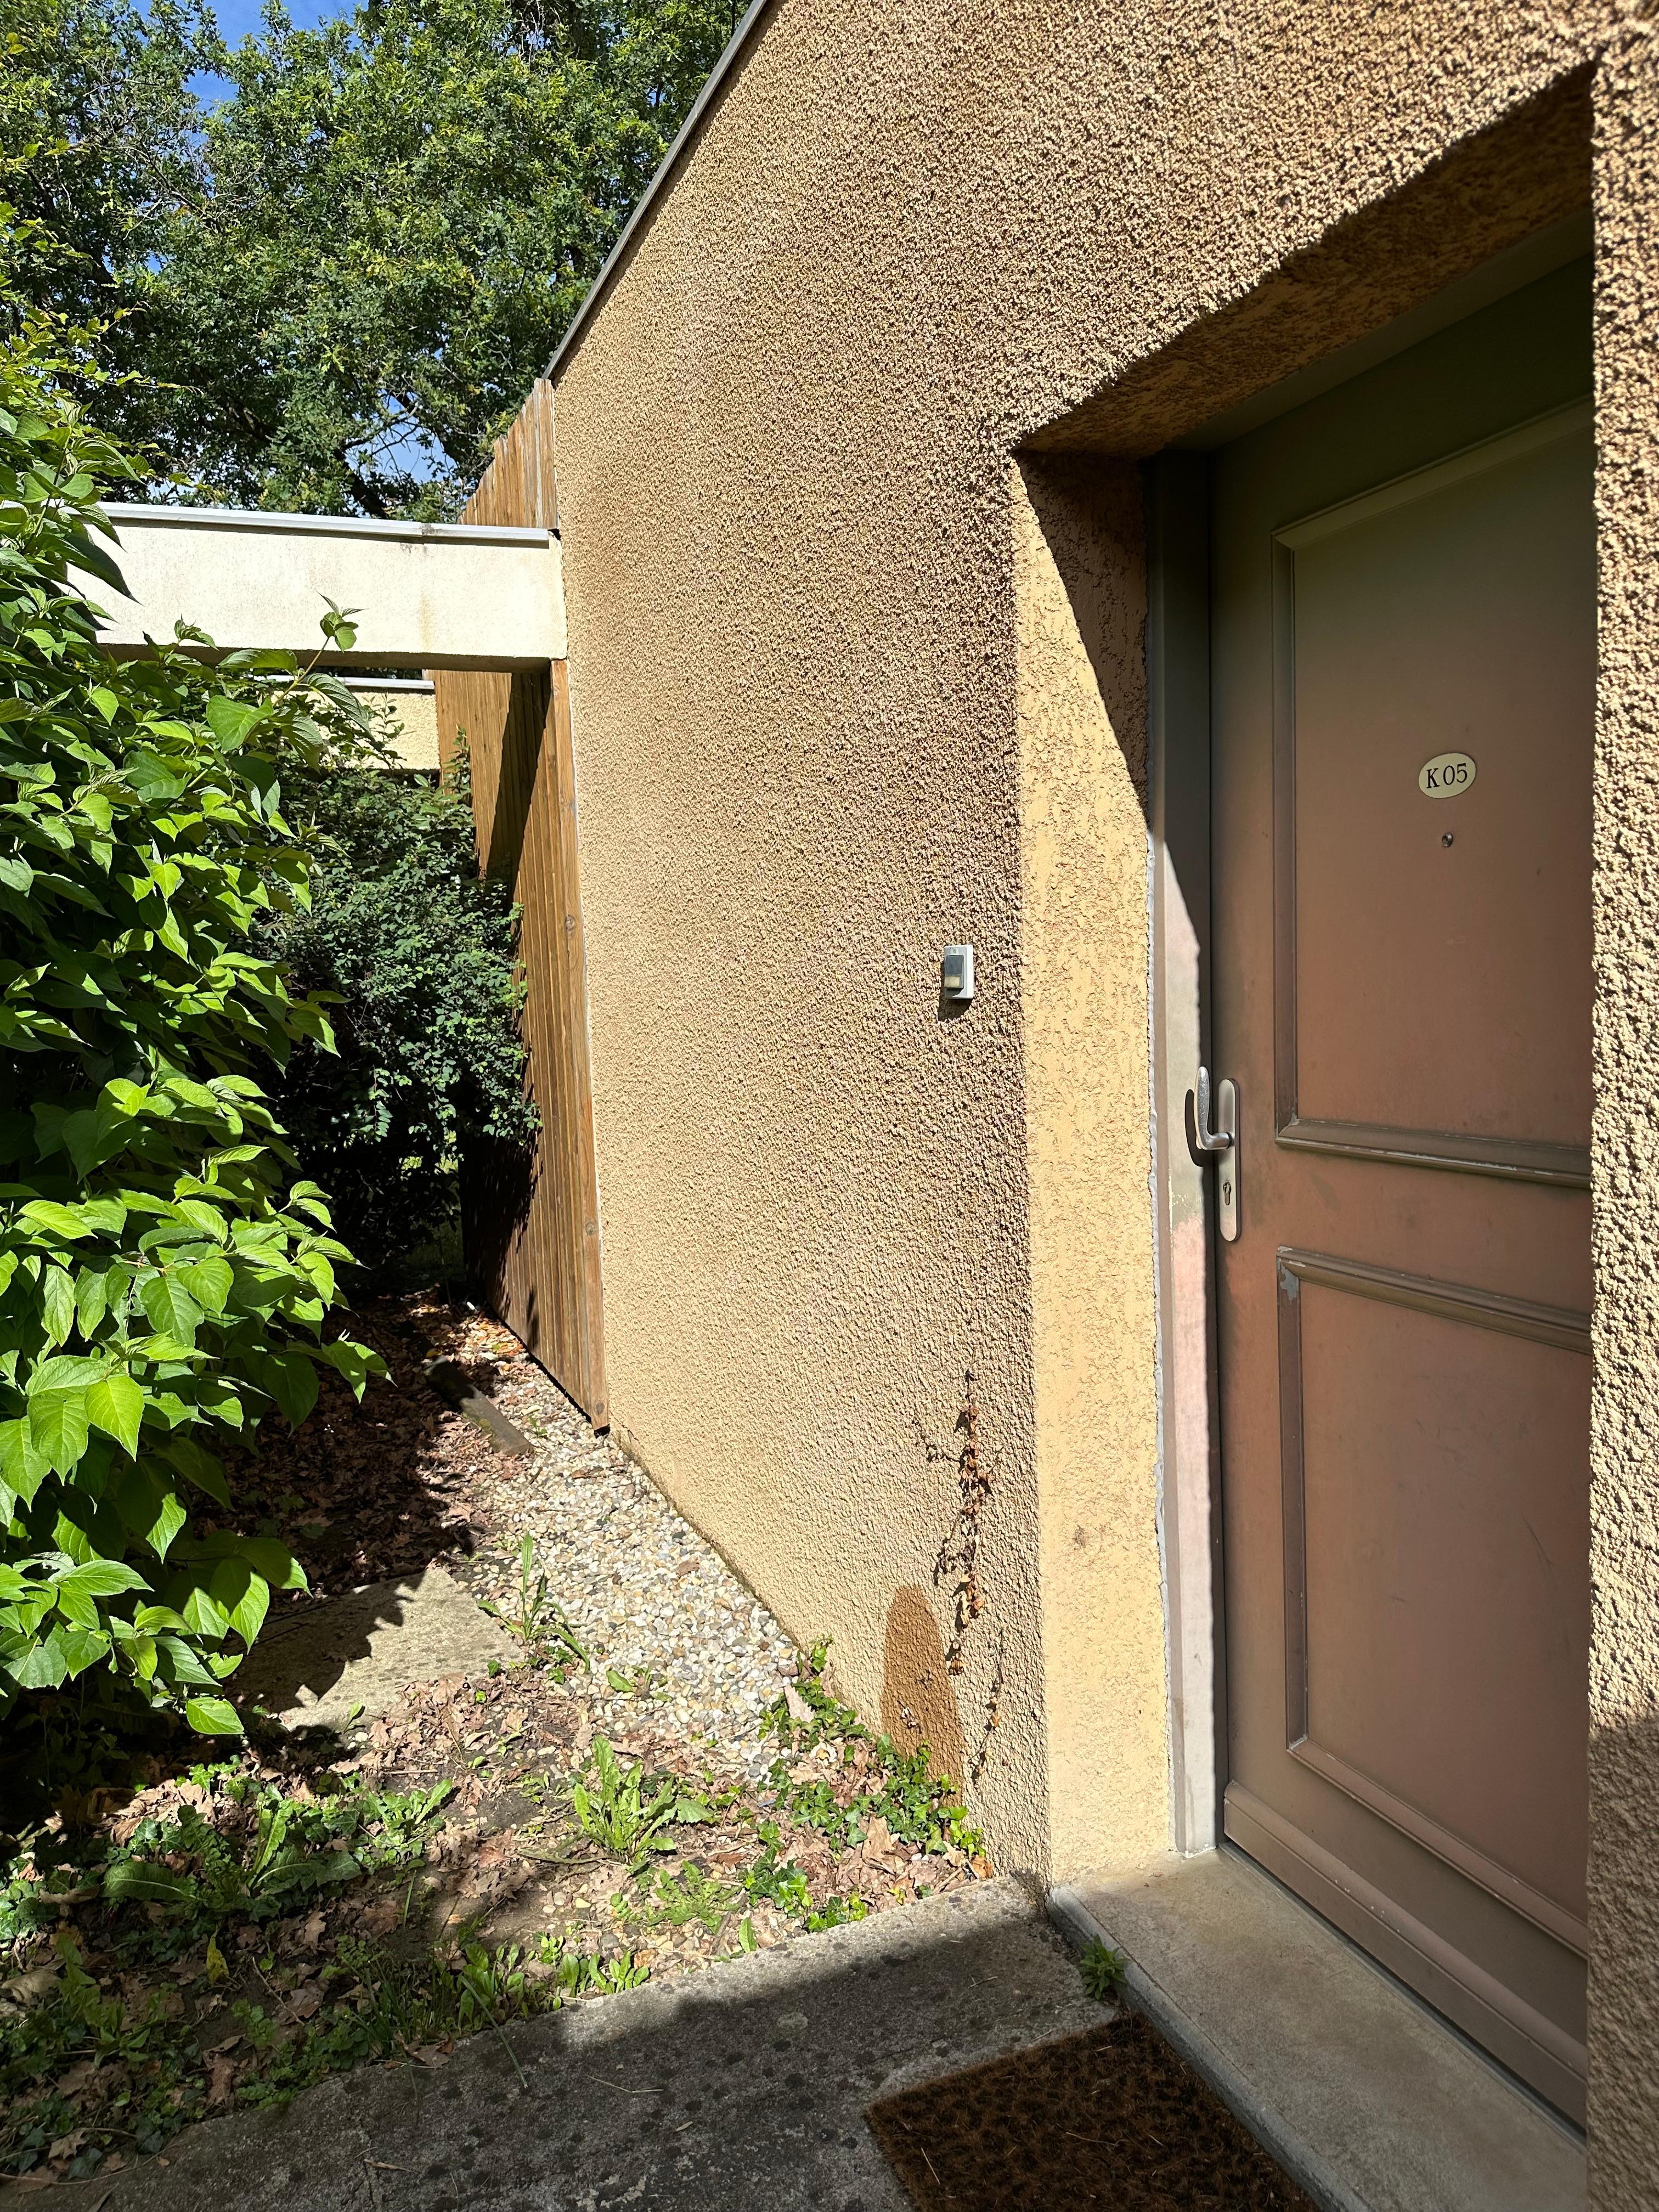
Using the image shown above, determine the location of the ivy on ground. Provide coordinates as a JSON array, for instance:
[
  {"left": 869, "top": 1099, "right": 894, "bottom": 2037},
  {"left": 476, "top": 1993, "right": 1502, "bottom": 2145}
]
[{"left": 759, "top": 1641, "right": 986, "bottom": 1862}]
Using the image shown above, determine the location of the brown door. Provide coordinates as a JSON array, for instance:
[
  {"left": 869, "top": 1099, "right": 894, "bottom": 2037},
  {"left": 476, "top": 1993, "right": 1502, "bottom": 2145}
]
[{"left": 1210, "top": 259, "right": 1593, "bottom": 2121}]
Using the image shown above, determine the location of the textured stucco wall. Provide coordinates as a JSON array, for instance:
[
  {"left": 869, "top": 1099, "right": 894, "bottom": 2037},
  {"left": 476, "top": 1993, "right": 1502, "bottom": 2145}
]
[
  {"left": 545, "top": 0, "right": 1651, "bottom": 2035},
  {"left": 1013, "top": 459, "right": 1169, "bottom": 1871},
  {"left": 1589, "top": 24, "right": 1659, "bottom": 2205}
]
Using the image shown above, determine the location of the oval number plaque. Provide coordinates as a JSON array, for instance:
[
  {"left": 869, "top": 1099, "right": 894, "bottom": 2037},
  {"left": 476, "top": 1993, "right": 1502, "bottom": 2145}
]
[{"left": 1419, "top": 751, "right": 1477, "bottom": 798}]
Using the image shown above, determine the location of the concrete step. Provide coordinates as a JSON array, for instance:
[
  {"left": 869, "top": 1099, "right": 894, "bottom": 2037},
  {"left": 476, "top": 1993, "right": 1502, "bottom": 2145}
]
[{"left": 1051, "top": 1848, "right": 1586, "bottom": 2212}]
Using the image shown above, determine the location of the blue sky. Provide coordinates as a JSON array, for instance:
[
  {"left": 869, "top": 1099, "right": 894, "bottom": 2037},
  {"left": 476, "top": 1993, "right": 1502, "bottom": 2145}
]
[{"left": 211, "top": 0, "right": 348, "bottom": 37}]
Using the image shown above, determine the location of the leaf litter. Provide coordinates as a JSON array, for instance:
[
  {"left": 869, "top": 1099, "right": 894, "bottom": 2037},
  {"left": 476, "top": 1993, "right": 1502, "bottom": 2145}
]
[{"left": 1, "top": 1295, "right": 986, "bottom": 2187}]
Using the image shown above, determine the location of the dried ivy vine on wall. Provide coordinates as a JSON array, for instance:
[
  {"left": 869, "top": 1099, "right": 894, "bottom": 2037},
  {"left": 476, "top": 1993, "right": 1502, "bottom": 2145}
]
[
  {"left": 934, "top": 1368, "right": 992, "bottom": 1673},
  {"left": 917, "top": 1367, "right": 1005, "bottom": 1782}
]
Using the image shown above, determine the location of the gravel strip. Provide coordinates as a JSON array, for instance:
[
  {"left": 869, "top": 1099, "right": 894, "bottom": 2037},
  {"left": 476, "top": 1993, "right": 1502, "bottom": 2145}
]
[{"left": 422, "top": 1316, "right": 802, "bottom": 1779}]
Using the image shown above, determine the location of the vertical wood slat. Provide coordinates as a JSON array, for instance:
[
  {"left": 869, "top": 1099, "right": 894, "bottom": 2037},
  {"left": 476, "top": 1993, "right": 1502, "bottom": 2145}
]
[{"left": 431, "top": 383, "right": 606, "bottom": 1425}]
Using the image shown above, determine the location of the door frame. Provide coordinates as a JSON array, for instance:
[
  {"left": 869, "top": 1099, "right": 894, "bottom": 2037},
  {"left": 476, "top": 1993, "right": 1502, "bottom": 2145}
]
[{"left": 1144, "top": 211, "right": 1595, "bottom": 1865}]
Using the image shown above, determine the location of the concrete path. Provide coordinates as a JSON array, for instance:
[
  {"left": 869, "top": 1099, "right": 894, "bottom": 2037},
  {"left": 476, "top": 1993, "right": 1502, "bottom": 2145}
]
[
  {"left": 38, "top": 1879, "right": 1099, "bottom": 2212},
  {"left": 236, "top": 1563, "right": 520, "bottom": 1730}
]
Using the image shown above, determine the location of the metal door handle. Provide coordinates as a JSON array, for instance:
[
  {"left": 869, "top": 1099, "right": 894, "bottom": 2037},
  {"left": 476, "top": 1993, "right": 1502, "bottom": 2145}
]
[
  {"left": 1192, "top": 1065, "right": 1233, "bottom": 1154},
  {"left": 1189, "top": 1066, "right": 1239, "bottom": 1242}
]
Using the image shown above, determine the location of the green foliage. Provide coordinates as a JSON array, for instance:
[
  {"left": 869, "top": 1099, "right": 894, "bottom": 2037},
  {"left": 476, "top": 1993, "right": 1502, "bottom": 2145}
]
[
  {"left": 478, "top": 1532, "right": 588, "bottom": 1671},
  {"left": 0, "top": 1760, "right": 624, "bottom": 2179},
  {"left": 0, "top": 0, "right": 217, "bottom": 328},
  {"left": 570, "top": 1735, "right": 712, "bottom": 1866},
  {"left": 0, "top": 276, "right": 381, "bottom": 1728},
  {"left": 761, "top": 1642, "right": 986, "bottom": 1860},
  {"left": 634, "top": 1860, "right": 739, "bottom": 1933},
  {"left": 251, "top": 742, "right": 535, "bottom": 1272},
  {"left": 1080, "top": 1937, "right": 1128, "bottom": 2004},
  {"left": 4, "top": 0, "right": 740, "bottom": 515},
  {"left": 95, "top": 1775, "right": 455, "bottom": 1921}
]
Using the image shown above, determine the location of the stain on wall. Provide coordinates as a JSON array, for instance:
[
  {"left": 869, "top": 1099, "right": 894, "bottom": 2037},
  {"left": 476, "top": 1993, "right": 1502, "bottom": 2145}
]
[{"left": 881, "top": 1585, "right": 968, "bottom": 1785}]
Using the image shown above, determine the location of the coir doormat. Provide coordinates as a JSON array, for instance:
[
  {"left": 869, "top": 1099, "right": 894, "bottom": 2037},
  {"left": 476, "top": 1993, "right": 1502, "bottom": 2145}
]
[{"left": 865, "top": 2011, "right": 1320, "bottom": 2211}]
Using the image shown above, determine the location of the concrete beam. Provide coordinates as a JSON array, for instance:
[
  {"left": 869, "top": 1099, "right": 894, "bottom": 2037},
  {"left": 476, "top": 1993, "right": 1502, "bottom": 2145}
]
[{"left": 82, "top": 503, "right": 564, "bottom": 670}]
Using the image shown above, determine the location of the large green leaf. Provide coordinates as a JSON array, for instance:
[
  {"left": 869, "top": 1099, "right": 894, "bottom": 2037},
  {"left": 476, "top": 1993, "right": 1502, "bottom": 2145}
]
[
  {"left": 87, "top": 1372, "right": 143, "bottom": 1458},
  {"left": 184, "top": 1695, "right": 244, "bottom": 1736},
  {"left": 75, "top": 1262, "right": 111, "bottom": 1336},
  {"left": 114, "top": 1464, "right": 187, "bottom": 1560},
  {"left": 139, "top": 1271, "right": 205, "bottom": 1344},
  {"left": 208, "top": 1558, "right": 270, "bottom": 1647},
  {"left": 19, "top": 1198, "right": 96, "bottom": 1241},
  {"left": 0, "top": 1419, "right": 48, "bottom": 1508},
  {"left": 40, "top": 1265, "right": 75, "bottom": 1348},
  {"left": 52, "top": 1558, "right": 146, "bottom": 1630},
  {"left": 28, "top": 1387, "right": 91, "bottom": 1476},
  {"left": 253, "top": 1345, "right": 319, "bottom": 1427},
  {"left": 161, "top": 1435, "right": 232, "bottom": 1505},
  {"left": 180, "top": 1253, "right": 233, "bottom": 1315},
  {"left": 195, "top": 1530, "right": 307, "bottom": 1591},
  {"left": 104, "top": 1859, "right": 198, "bottom": 1907},
  {"left": 54, "top": 1558, "right": 146, "bottom": 1600}
]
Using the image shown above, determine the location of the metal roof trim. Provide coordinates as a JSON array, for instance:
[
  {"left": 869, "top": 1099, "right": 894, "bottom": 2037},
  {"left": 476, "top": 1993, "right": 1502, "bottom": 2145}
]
[{"left": 543, "top": 0, "right": 776, "bottom": 385}]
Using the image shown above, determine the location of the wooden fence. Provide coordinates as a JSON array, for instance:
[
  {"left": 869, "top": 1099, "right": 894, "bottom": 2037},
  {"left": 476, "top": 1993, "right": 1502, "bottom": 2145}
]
[{"left": 432, "top": 383, "right": 607, "bottom": 1426}]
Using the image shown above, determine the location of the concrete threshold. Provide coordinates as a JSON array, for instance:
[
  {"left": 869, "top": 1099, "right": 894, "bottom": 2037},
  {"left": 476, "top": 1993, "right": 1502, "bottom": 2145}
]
[{"left": 1050, "top": 1848, "right": 1585, "bottom": 2212}]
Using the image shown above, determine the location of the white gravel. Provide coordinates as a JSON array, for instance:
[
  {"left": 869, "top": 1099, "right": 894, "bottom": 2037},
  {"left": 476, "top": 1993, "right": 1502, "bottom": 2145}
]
[{"left": 450, "top": 1350, "right": 802, "bottom": 1778}]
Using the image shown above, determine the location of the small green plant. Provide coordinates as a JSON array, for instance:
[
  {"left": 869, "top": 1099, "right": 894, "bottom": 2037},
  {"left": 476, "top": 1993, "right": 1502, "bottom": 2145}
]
[
  {"left": 804, "top": 1893, "right": 868, "bottom": 1934},
  {"left": 570, "top": 1737, "right": 710, "bottom": 1869},
  {"left": 99, "top": 1772, "right": 450, "bottom": 1926},
  {"left": 480, "top": 1536, "right": 586, "bottom": 1674},
  {"left": 635, "top": 1862, "right": 740, "bottom": 1935},
  {"left": 523, "top": 1931, "right": 648, "bottom": 1995},
  {"left": 1080, "top": 1937, "right": 1128, "bottom": 2002},
  {"left": 760, "top": 1643, "right": 985, "bottom": 1861}
]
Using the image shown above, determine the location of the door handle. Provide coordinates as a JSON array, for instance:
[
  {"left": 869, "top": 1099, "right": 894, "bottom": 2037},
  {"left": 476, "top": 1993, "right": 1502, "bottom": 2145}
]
[{"left": 1189, "top": 1066, "right": 1239, "bottom": 1243}]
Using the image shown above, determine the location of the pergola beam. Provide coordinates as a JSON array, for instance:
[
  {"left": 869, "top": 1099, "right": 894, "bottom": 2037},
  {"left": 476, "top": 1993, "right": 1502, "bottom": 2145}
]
[{"left": 83, "top": 503, "right": 565, "bottom": 671}]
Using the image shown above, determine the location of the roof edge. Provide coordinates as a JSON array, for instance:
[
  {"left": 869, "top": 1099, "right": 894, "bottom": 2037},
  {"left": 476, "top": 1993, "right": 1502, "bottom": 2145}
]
[
  {"left": 543, "top": 0, "right": 776, "bottom": 385},
  {"left": 103, "top": 503, "right": 551, "bottom": 550}
]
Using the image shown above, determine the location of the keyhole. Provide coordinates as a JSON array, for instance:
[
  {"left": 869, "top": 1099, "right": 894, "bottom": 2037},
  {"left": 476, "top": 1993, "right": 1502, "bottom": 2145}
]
[{"left": 1222, "top": 1179, "right": 1232, "bottom": 1203}]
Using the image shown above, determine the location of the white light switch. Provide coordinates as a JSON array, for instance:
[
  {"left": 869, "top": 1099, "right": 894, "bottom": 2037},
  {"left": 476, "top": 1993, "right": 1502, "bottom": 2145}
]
[{"left": 941, "top": 944, "right": 975, "bottom": 1003}]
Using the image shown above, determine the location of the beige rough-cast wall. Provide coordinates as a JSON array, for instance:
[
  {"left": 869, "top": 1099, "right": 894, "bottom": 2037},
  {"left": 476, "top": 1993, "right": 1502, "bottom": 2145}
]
[
  {"left": 1588, "top": 24, "right": 1659, "bottom": 2203},
  {"left": 545, "top": 0, "right": 1640, "bottom": 1916},
  {"left": 1013, "top": 459, "right": 1168, "bottom": 1874}
]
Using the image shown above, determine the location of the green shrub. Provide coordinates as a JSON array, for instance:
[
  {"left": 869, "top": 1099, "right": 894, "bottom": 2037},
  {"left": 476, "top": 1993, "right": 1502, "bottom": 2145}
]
[
  {"left": 0, "top": 272, "right": 379, "bottom": 1734},
  {"left": 251, "top": 733, "right": 534, "bottom": 1275}
]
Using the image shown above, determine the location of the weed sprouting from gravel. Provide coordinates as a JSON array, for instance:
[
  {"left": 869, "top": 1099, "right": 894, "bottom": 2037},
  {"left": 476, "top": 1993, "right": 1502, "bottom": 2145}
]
[
  {"left": 569, "top": 1737, "right": 713, "bottom": 1867},
  {"left": 479, "top": 1535, "right": 589, "bottom": 1677}
]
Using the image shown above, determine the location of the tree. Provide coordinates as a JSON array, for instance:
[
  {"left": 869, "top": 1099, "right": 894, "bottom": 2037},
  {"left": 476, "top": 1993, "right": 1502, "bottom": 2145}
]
[{"left": 3, "top": 0, "right": 736, "bottom": 516}]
